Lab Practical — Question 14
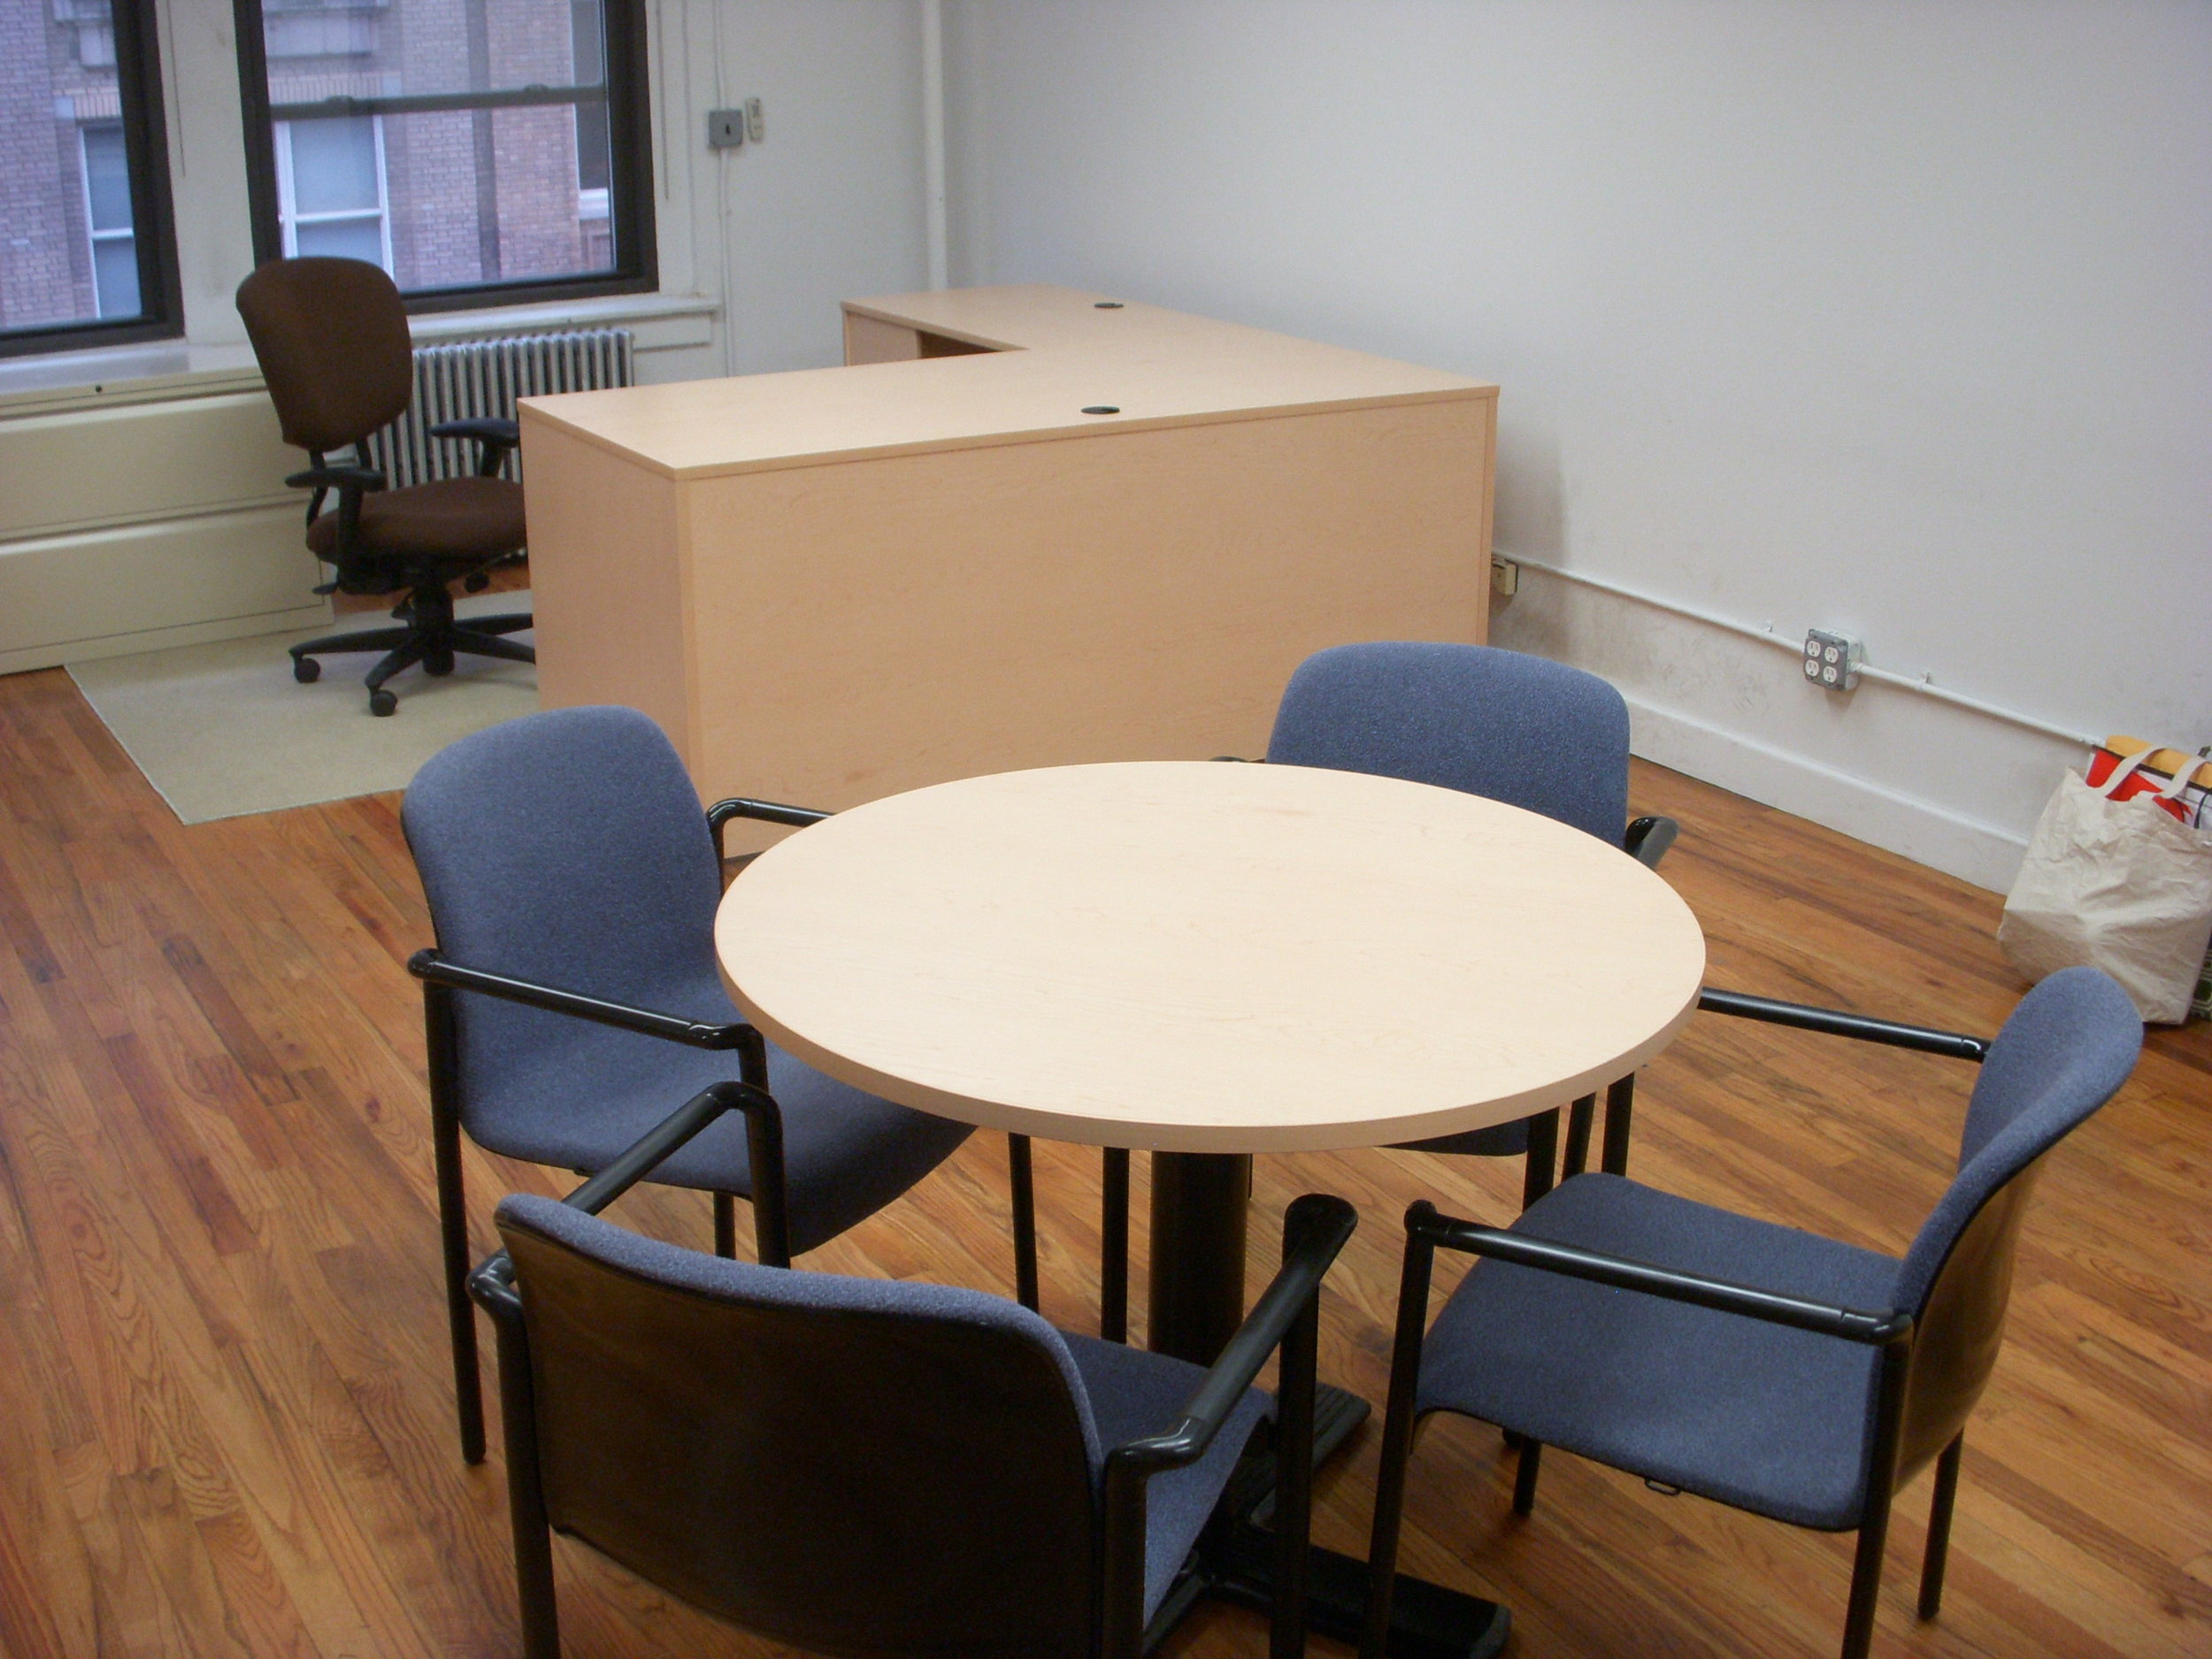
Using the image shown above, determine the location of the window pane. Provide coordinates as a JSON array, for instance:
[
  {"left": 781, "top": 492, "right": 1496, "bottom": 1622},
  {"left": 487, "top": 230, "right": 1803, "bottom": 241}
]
[
  {"left": 82, "top": 122, "right": 134, "bottom": 231},
  {"left": 295, "top": 218, "right": 384, "bottom": 265},
  {"left": 374, "top": 104, "right": 612, "bottom": 290},
  {"left": 287, "top": 116, "right": 380, "bottom": 214},
  {"left": 0, "top": 0, "right": 149, "bottom": 334},
  {"left": 92, "top": 233, "right": 139, "bottom": 317},
  {"left": 264, "top": 0, "right": 607, "bottom": 104}
]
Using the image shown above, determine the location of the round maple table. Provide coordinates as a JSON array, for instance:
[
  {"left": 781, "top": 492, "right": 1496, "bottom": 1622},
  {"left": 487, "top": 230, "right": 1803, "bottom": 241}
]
[{"left": 713, "top": 759, "right": 1708, "bottom": 1362}]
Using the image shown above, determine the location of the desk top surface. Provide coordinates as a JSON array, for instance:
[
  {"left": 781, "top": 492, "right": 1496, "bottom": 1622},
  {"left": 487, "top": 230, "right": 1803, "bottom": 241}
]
[
  {"left": 713, "top": 761, "right": 1705, "bottom": 1154},
  {"left": 518, "top": 284, "right": 1496, "bottom": 480}
]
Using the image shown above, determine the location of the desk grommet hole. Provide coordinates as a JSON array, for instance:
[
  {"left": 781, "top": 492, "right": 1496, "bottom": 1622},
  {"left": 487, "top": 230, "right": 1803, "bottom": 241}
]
[{"left": 1081, "top": 405, "right": 1121, "bottom": 416}]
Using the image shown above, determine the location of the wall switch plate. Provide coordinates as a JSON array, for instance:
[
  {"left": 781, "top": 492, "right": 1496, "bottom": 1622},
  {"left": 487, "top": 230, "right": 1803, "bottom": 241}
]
[
  {"left": 706, "top": 108, "right": 745, "bottom": 150},
  {"left": 1491, "top": 556, "right": 1519, "bottom": 597},
  {"left": 745, "top": 96, "right": 764, "bottom": 142},
  {"left": 1803, "top": 628, "right": 1864, "bottom": 690}
]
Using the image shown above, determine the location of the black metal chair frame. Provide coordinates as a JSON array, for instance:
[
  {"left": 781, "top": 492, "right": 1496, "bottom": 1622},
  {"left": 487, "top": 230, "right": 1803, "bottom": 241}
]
[
  {"left": 1361, "top": 995, "right": 1994, "bottom": 1659},
  {"left": 466, "top": 1087, "right": 1356, "bottom": 1659},
  {"left": 410, "top": 792, "right": 1048, "bottom": 1464},
  {"left": 285, "top": 417, "right": 534, "bottom": 716}
]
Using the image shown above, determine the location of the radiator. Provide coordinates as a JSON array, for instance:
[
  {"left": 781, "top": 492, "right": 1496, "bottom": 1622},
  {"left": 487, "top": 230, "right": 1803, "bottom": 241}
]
[{"left": 365, "top": 327, "right": 634, "bottom": 488}]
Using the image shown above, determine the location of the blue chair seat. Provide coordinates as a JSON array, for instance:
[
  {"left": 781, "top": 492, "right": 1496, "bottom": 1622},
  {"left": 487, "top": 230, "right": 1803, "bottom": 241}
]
[
  {"left": 1060, "top": 1332, "right": 1271, "bottom": 1616},
  {"left": 468, "top": 968, "right": 972, "bottom": 1256},
  {"left": 1417, "top": 1172, "right": 1901, "bottom": 1530}
]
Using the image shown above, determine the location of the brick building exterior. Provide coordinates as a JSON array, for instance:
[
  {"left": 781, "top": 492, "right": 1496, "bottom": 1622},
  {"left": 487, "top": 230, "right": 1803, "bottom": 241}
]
[{"left": 0, "top": 0, "right": 609, "bottom": 342}]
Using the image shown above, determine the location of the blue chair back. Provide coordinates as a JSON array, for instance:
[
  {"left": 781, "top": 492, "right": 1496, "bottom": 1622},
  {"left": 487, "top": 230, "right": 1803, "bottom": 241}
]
[
  {"left": 1891, "top": 967, "right": 2139, "bottom": 1475},
  {"left": 496, "top": 1194, "right": 1105, "bottom": 1658},
  {"left": 1265, "top": 641, "right": 1632, "bottom": 844},
  {"left": 402, "top": 708, "right": 728, "bottom": 1130}
]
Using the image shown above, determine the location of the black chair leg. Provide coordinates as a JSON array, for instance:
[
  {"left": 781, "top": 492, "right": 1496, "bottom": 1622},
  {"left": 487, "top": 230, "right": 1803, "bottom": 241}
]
[
  {"left": 1562, "top": 1093, "right": 1596, "bottom": 1177},
  {"left": 425, "top": 982, "right": 485, "bottom": 1463},
  {"left": 713, "top": 1192, "right": 737, "bottom": 1258},
  {"left": 1101, "top": 1146, "right": 1130, "bottom": 1342},
  {"left": 1601, "top": 1073, "right": 1636, "bottom": 1174},
  {"left": 1521, "top": 1107, "right": 1561, "bottom": 1210},
  {"left": 1009, "top": 1133, "right": 1039, "bottom": 1310},
  {"left": 1511, "top": 1438, "right": 1542, "bottom": 1515},
  {"left": 1840, "top": 1480, "right": 1894, "bottom": 1659},
  {"left": 490, "top": 1317, "right": 561, "bottom": 1659},
  {"left": 1919, "top": 1432, "right": 1963, "bottom": 1619}
]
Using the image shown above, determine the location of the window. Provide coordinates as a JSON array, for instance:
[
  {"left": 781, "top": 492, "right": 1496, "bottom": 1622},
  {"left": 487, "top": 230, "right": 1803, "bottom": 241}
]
[
  {"left": 0, "top": 0, "right": 180, "bottom": 357},
  {"left": 234, "top": 0, "right": 655, "bottom": 311}
]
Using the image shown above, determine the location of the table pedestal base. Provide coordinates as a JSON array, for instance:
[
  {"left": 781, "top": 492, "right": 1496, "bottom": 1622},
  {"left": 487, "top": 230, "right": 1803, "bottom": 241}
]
[{"left": 1146, "top": 1385, "right": 1509, "bottom": 1659}]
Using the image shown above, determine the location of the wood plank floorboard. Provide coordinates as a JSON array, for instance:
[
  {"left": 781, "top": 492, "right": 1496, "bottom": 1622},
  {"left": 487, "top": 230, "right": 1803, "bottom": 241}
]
[{"left": 0, "top": 661, "right": 2204, "bottom": 1658}]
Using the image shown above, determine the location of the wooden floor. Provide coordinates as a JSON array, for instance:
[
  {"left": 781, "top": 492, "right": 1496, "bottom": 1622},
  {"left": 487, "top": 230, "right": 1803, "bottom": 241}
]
[{"left": 0, "top": 660, "right": 2205, "bottom": 1659}]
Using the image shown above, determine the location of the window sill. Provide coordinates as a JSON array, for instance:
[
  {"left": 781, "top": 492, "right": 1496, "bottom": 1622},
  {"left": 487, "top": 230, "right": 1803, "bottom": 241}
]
[{"left": 0, "top": 292, "right": 722, "bottom": 419}]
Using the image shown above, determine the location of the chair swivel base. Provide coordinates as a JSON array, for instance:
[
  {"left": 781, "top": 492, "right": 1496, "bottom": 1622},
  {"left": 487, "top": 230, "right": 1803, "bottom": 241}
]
[{"left": 289, "top": 582, "right": 534, "bottom": 716}]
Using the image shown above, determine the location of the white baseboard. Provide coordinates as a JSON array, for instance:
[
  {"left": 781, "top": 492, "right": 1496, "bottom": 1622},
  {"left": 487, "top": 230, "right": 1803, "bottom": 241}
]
[
  {"left": 1620, "top": 695, "right": 2029, "bottom": 894},
  {"left": 1489, "top": 565, "right": 2077, "bottom": 895}
]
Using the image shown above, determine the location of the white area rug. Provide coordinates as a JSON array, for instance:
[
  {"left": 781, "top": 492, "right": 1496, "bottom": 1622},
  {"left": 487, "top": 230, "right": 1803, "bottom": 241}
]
[{"left": 68, "top": 594, "right": 537, "bottom": 824}]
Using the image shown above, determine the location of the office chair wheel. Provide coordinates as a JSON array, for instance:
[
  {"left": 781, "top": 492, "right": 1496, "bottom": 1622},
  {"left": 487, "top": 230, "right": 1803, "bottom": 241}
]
[
  {"left": 464, "top": 572, "right": 490, "bottom": 593},
  {"left": 293, "top": 656, "right": 320, "bottom": 683},
  {"left": 426, "top": 649, "right": 456, "bottom": 677},
  {"left": 369, "top": 688, "right": 398, "bottom": 718}
]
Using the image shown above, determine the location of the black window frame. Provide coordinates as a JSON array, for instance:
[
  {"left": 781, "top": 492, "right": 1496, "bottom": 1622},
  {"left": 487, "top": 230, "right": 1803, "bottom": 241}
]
[
  {"left": 232, "top": 0, "right": 657, "bottom": 314},
  {"left": 0, "top": 0, "right": 182, "bottom": 360}
]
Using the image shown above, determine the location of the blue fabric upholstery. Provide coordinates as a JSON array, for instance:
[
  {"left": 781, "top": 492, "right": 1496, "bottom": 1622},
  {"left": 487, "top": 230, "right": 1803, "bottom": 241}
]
[
  {"left": 403, "top": 707, "right": 971, "bottom": 1254},
  {"left": 1265, "top": 642, "right": 1631, "bottom": 844},
  {"left": 1266, "top": 642, "right": 1632, "bottom": 1158},
  {"left": 498, "top": 1195, "right": 1267, "bottom": 1619},
  {"left": 1413, "top": 968, "right": 2140, "bottom": 1530}
]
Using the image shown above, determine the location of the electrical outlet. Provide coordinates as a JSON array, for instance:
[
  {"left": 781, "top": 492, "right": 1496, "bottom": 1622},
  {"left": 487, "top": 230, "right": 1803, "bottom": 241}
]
[
  {"left": 1802, "top": 628, "right": 1864, "bottom": 691},
  {"left": 745, "top": 96, "right": 764, "bottom": 142},
  {"left": 706, "top": 108, "right": 745, "bottom": 150},
  {"left": 1491, "top": 556, "right": 1519, "bottom": 597}
]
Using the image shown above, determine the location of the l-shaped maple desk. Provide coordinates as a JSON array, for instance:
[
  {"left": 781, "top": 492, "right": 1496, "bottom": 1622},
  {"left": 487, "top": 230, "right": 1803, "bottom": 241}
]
[{"left": 518, "top": 285, "right": 1497, "bottom": 845}]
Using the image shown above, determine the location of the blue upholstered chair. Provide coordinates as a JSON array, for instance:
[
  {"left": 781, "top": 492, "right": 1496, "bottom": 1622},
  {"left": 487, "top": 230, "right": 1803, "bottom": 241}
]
[
  {"left": 1087, "top": 642, "right": 1677, "bottom": 1342},
  {"left": 402, "top": 705, "right": 985, "bottom": 1463},
  {"left": 1358, "top": 967, "right": 2142, "bottom": 1659},
  {"left": 468, "top": 1087, "right": 1356, "bottom": 1659},
  {"left": 1270, "top": 641, "right": 1678, "bottom": 1190}
]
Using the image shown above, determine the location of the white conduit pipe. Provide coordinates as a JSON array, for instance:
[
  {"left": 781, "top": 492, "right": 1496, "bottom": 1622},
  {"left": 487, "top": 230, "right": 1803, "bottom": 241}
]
[{"left": 1506, "top": 554, "right": 2101, "bottom": 750}]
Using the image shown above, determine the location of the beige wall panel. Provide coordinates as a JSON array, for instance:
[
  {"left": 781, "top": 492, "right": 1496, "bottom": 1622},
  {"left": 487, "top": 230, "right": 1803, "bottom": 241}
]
[
  {"left": 522, "top": 414, "right": 696, "bottom": 762},
  {"left": 0, "top": 505, "right": 326, "bottom": 666},
  {"left": 841, "top": 311, "right": 922, "bottom": 365},
  {"left": 680, "top": 399, "right": 1488, "bottom": 819},
  {"left": 0, "top": 393, "right": 295, "bottom": 540}
]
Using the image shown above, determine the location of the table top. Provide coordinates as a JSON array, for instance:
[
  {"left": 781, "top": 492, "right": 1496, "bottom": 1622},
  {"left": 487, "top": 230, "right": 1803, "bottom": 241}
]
[
  {"left": 713, "top": 761, "right": 1706, "bottom": 1155},
  {"left": 516, "top": 285, "right": 1494, "bottom": 481}
]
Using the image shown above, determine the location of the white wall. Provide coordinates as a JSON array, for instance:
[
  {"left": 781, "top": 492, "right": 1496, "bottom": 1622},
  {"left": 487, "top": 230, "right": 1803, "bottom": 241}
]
[{"left": 942, "top": 0, "right": 2212, "bottom": 889}]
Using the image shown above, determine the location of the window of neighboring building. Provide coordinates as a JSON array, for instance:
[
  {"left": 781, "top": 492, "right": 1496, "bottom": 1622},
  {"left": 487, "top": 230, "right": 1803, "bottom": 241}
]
[
  {"left": 0, "top": 0, "right": 180, "bottom": 357},
  {"left": 234, "top": 0, "right": 655, "bottom": 311}
]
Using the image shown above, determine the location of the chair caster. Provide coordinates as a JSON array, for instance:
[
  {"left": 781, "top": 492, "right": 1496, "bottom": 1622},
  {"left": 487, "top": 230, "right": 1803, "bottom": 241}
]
[
  {"left": 426, "top": 649, "right": 455, "bottom": 677},
  {"left": 293, "top": 656, "right": 320, "bottom": 683},
  {"left": 464, "top": 572, "right": 490, "bottom": 593},
  {"left": 369, "top": 688, "right": 398, "bottom": 717}
]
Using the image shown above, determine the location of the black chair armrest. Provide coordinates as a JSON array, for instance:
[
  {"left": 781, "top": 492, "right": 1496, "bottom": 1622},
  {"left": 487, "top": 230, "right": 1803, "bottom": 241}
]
[
  {"left": 1101, "top": 1192, "right": 1353, "bottom": 1658},
  {"left": 285, "top": 462, "right": 388, "bottom": 492},
  {"left": 1698, "top": 987, "right": 1990, "bottom": 1063},
  {"left": 1209, "top": 755, "right": 1263, "bottom": 763},
  {"left": 706, "top": 796, "right": 833, "bottom": 864},
  {"left": 430, "top": 418, "right": 520, "bottom": 477},
  {"left": 1624, "top": 814, "right": 1678, "bottom": 868},
  {"left": 1107, "top": 1193, "right": 1356, "bottom": 1474},
  {"left": 469, "top": 1078, "right": 793, "bottom": 1325},
  {"left": 408, "top": 949, "right": 757, "bottom": 1053},
  {"left": 1411, "top": 1202, "right": 1911, "bottom": 1344}
]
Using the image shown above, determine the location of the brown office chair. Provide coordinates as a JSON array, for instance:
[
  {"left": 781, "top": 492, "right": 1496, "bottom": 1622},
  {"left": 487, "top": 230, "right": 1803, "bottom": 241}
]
[{"left": 236, "top": 257, "right": 534, "bottom": 716}]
